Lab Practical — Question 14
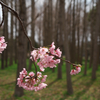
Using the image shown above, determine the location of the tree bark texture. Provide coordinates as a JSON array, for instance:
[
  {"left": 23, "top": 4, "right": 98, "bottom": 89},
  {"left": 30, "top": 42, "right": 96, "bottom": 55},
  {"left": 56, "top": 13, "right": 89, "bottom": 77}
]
[
  {"left": 92, "top": 1, "right": 100, "bottom": 80},
  {"left": 14, "top": 0, "right": 27, "bottom": 96}
]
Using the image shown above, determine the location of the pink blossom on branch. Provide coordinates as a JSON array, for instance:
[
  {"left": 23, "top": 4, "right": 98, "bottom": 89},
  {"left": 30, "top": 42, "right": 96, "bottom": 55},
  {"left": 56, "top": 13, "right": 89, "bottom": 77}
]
[
  {"left": 17, "top": 42, "right": 82, "bottom": 91},
  {"left": 17, "top": 68, "right": 47, "bottom": 91},
  {"left": 30, "top": 42, "right": 62, "bottom": 71},
  {"left": 0, "top": 36, "right": 7, "bottom": 53},
  {"left": 70, "top": 65, "right": 81, "bottom": 75},
  {"left": 0, "top": 36, "right": 5, "bottom": 43}
]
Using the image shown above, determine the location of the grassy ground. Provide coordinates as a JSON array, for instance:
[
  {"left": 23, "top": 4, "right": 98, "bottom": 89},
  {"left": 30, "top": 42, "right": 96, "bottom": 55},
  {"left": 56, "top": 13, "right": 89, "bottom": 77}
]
[{"left": 0, "top": 61, "right": 100, "bottom": 100}]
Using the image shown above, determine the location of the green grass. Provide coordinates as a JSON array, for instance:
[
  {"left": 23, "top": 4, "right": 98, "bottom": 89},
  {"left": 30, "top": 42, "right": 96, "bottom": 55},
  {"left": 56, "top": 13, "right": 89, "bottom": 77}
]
[{"left": 0, "top": 60, "right": 100, "bottom": 100}]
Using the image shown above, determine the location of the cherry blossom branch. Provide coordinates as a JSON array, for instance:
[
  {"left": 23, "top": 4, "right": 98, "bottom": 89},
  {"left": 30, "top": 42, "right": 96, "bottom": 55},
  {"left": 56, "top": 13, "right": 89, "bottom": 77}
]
[
  {"left": 0, "top": 0, "right": 81, "bottom": 69},
  {"left": 0, "top": 1, "right": 82, "bottom": 91},
  {"left": 60, "top": 58, "right": 76, "bottom": 66},
  {"left": 48, "top": 52, "right": 76, "bottom": 67}
]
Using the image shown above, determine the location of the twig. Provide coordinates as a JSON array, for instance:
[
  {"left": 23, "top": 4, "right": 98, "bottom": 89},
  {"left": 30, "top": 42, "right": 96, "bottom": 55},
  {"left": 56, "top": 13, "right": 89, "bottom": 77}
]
[{"left": 26, "top": 5, "right": 48, "bottom": 27}]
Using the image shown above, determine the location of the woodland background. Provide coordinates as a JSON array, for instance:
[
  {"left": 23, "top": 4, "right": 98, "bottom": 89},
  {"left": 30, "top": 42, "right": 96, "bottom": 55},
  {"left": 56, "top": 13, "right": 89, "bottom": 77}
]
[{"left": 0, "top": 0, "right": 100, "bottom": 100}]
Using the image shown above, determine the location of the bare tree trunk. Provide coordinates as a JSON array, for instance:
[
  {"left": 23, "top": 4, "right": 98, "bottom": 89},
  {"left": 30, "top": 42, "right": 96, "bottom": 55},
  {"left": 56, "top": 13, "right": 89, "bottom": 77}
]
[
  {"left": 89, "top": 30, "right": 94, "bottom": 68},
  {"left": 57, "top": 0, "right": 65, "bottom": 79},
  {"left": 14, "top": 0, "right": 19, "bottom": 64},
  {"left": 64, "top": 0, "right": 73, "bottom": 94},
  {"left": 55, "top": 0, "right": 59, "bottom": 46},
  {"left": 71, "top": 0, "right": 76, "bottom": 63},
  {"left": 89, "top": 0, "right": 95, "bottom": 68},
  {"left": 92, "top": 1, "right": 100, "bottom": 80},
  {"left": 52, "top": 0, "right": 59, "bottom": 73},
  {"left": 14, "top": 0, "right": 27, "bottom": 96},
  {"left": 65, "top": 39, "right": 73, "bottom": 94},
  {"left": 0, "top": 18, "right": 4, "bottom": 69},
  {"left": 43, "top": 0, "right": 53, "bottom": 46},
  {"left": 57, "top": 60, "right": 63, "bottom": 79},
  {"left": 80, "top": 0, "right": 86, "bottom": 65},
  {"left": 83, "top": 0, "right": 88, "bottom": 75},
  {"left": 38, "top": 18, "right": 42, "bottom": 46},
  {"left": 76, "top": 0, "right": 81, "bottom": 63},
  {"left": 43, "top": 2, "right": 48, "bottom": 46},
  {"left": 9, "top": 0, "right": 13, "bottom": 66},
  {"left": 3, "top": 0, "right": 8, "bottom": 68},
  {"left": 47, "top": 0, "right": 54, "bottom": 72},
  {"left": 28, "top": 0, "right": 35, "bottom": 71},
  {"left": 84, "top": 35, "right": 88, "bottom": 75}
]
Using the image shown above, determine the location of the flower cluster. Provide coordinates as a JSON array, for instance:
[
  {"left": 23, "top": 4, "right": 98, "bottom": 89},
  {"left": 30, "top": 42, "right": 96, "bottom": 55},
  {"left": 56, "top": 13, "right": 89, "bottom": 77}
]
[
  {"left": 30, "top": 42, "right": 62, "bottom": 71},
  {"left": 70, "top": 64, "right": 82, "bottom": 75},
  {"left": 17, "top": 42, "right": 82, "bottom": 91},
  {"left": 17, "top": 68, "right": 47, "bottom": 91},
  {"left": 17, "top": 42, "right": 62, "bottom": 91},
  {"left": 0, "top": 36, "right": 7, "bottom": 53}
]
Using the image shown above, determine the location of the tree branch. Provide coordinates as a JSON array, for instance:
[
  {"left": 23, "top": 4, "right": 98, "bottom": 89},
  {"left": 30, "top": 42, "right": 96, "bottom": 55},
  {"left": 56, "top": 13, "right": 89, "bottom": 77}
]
[{"left": 0, "top": 0, "right": 34, "bottom": 50}]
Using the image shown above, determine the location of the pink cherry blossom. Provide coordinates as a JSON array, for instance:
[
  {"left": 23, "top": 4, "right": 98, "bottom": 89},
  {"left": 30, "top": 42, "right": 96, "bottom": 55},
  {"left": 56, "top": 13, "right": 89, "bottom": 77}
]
[
  {"left": 38, "top": 83, "right": 47, "bottom": 90},
  {"left": 70, "top": 66, "right": 81, "bottom": 75},
  {"left": 0, "top": 36, "right": 5, "bottom": 43},
  {"left": 0, "top": 42, "right": 7, "bottom": 53},
  {"left": 17, "top": 41, "right": 82, "bottom": 91},
  {"left": 49, "top": 42, "right": 55, "bottom": 55},
  {"left": 0, "top": 36, "right": 7, "bottom": 53},
  {"left": 17, "top": 68, "right": 47, "bottom": 91},
  {"left": 50, "top": 42, "right": 55, "bottom": 49},
  {"left": 30, "top": 50, "right": 38, "bottom": 61},
  {"left": 29, "top": 72, "right": 35, "bottom": 77},
  {"left": 70, "top": 69, "right": 76, "bottom": 75},
  {"left": 49, "top": 42, "right": 62, "bottom": 57},
  {"left": 55, "top": 48, "right": 62, "bottom": 57},
  {"left": 34, "top": 83, "right": 47, "bottom": 91},
  {"left": 30, "top": 42, "right": 62, "bottom": 71},
  {"left": 41, "top": 75, "right": 47, "bottom": 82},
  {"left": 39, "top": 47, "right": 48, "bottom": 55},
  {"left": 76, "top": 66, "right": 81, "bottom": 74}
]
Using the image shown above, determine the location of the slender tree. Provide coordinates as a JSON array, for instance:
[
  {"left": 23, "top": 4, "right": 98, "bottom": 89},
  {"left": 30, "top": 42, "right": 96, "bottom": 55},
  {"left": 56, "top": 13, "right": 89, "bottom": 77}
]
[
  {"left": 89, "top": 0, "right": 95, "bottom": 68},
  {"left": 14, "top": 0, "right": 19, "bottom": 64},
  {"left": 14, "top": 0, "right": 27, "bottom": 96},
  {"left": 64, "top": 0, "right": 73, "bottom": 94},
  {"left": 84, "top": 0, "right": 88, "bottom": 75},
  {"left": 71, "top": 0, "right": 76, "bottom": 63},
  {"left": 3, "top": 0, "right": 8, "bottom": 68},
  {"left": 76, "top": 0, "right": 81, "bottom": 63},
  {"left": 57, "top": 0, "right": 64, "bottom": 79},
  {"left": 92, "top": 0, "right": 100, "bottom": 80},
  {"left": 28, "top": 0, "right": 35, "bottom": 71},
  {"left": 9, "top": 0, "right": 14, "bottom": 66},
  {"left": 43, "top": 0, "right": 53, "bottom": 46}
]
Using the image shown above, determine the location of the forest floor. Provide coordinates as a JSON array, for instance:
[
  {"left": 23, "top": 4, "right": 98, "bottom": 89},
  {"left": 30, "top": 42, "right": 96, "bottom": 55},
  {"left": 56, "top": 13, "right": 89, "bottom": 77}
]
[{"left": 0, "top": 61, "right": 100, "bottom": 100}]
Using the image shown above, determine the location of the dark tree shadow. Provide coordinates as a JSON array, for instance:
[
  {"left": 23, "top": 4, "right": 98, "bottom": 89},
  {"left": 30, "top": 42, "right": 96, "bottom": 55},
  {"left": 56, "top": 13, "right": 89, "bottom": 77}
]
[
  {"left": 61, "top": 79, "right": 95, "bottom": 100},
  {"left": 48, "top": 78, "right": 58, "bottom": 87},
  {"left": 0, "top": 81, "right": 15, "bottom": 86},
  {"left": 73, "top": 80, "right": 95, "bottom": 100}
]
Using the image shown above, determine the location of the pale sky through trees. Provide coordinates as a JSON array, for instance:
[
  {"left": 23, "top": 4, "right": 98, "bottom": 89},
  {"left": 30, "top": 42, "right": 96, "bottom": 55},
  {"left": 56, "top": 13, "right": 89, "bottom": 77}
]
[
  {"left": 0, "top": 0, "right": 93, "bottom": 41},
  {"left": 0, "top": 0, "right": 92, "bottom": 19}
]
